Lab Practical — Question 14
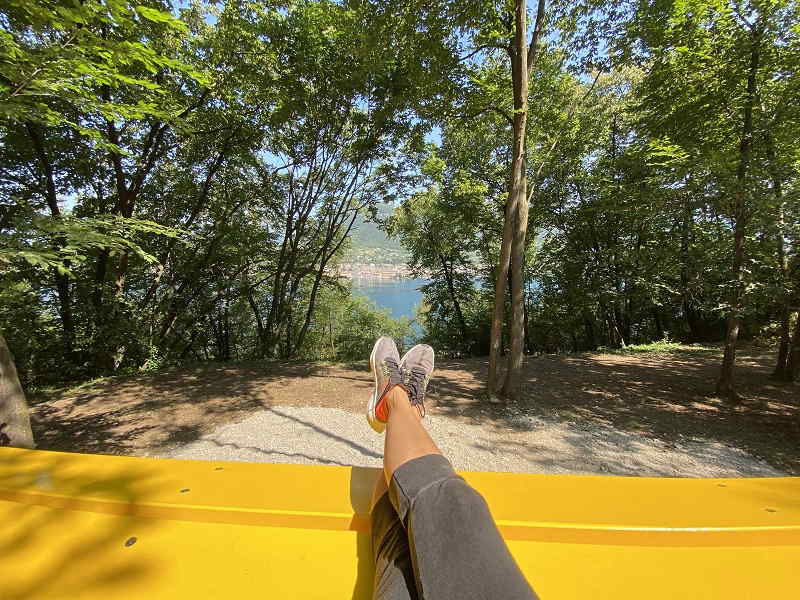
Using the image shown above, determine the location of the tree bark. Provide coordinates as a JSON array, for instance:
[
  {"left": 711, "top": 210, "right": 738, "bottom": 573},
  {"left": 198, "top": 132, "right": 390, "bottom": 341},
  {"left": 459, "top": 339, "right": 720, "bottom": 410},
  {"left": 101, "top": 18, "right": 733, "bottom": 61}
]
[
  {"left": 440, "top": 254, "right": 469, "bottom": 348},
  {"left": 584, "top": 316, "right": 596, "bottom": 350},
  {"left": 294, "top": 193, "right": 361, "bottom": 356},
  {"left": 785, "top": 312, "right": 800, "bottom": 382},
  {"left": 679, "top": 191, "right": 704, "bottom": 341},
  {"left": 25, "top": 122, "right": 75, "bottom": 356},
  {"left": 764, "top": 132, "right": 791, "bottom": 378},
  {"left": 489, "top": 0, "right": 528, "bottom": 398},
  {"left": 246, "top": 284, "right": 266, "bottom": 357},
  {"left": 716, "top": 27, "right": 761, "bottom": 399},
  {"left": 0, "top": 331, "right": 35, "bottom": 449},
  {"left": 523, "top": 287, "right": 532, "bottom": 353}
]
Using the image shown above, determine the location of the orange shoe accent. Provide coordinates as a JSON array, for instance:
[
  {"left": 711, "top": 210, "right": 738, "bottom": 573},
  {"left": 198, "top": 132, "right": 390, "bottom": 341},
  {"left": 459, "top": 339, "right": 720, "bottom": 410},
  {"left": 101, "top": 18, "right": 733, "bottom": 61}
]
[
  {"left": 375, "top": 382, "right": 396, "bottom": 422},
  {"left": 375, "top": 394, "right": 389, "bottom": 422},
  {"left": 376, "top": 384, "right": 413, "bottom": 422}
]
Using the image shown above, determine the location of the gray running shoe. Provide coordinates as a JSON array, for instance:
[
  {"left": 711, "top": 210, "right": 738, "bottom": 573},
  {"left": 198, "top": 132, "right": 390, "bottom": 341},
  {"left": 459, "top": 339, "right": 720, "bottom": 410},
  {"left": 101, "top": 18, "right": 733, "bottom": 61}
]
[
  {"left": 399, "top": 344, "right": 435, "bottom": 418},
  {"left": 367, "top": 336, "right": 402, "bottom": 433}
]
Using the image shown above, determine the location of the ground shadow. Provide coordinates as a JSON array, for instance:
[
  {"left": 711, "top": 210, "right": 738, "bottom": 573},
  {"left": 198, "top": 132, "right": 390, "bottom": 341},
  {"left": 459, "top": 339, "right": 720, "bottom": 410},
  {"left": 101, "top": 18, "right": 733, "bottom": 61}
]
[
  {"left": 349, "top": 465, "right": 381, "bottom": 600},
  {"left": 30, "top": 360, "right": 331, "bottom": 456},
  {"left": 0, "top": 449, "right": 163, "bottom": 599},
  {"left": 28, "top": 349, "right": 800, "bottom": 474},
  {"left": 432, "top": 349, "right": 800, "bottom": 473}
]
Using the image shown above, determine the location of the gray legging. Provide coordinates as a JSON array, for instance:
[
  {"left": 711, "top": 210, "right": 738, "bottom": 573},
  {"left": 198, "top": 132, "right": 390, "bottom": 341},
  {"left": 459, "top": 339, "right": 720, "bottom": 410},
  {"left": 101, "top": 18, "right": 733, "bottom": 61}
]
[{"left": 371, "top": 454, "right": 538, "bottom": 600}]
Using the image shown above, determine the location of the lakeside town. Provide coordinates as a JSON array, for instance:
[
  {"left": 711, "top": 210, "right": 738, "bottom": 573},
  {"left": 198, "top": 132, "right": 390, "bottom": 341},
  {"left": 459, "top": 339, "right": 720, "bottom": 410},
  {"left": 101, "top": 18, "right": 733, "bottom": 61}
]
[{"left": 336, "top": 262, "right": 419, "bottom": 280}]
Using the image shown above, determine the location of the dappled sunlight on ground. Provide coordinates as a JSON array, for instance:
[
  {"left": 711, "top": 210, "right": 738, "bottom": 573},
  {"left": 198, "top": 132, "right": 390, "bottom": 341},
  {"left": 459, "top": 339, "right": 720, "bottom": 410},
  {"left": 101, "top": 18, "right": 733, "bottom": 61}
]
[{"left": 29, "top": 349, "right": 800, "bottom": 474}]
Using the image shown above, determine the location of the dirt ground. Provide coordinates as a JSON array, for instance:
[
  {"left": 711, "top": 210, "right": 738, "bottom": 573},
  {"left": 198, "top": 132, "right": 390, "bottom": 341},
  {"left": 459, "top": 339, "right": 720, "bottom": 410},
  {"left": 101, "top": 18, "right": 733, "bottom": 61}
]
[{"left": 29, "top": 347, "right": 800, "bottom": 474}]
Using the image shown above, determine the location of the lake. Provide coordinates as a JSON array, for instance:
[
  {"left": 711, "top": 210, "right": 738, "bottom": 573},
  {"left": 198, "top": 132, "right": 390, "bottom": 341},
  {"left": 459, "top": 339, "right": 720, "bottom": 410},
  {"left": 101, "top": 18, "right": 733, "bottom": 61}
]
[{"left": 351, "top": 278, "right": 427, "bottom": 320}]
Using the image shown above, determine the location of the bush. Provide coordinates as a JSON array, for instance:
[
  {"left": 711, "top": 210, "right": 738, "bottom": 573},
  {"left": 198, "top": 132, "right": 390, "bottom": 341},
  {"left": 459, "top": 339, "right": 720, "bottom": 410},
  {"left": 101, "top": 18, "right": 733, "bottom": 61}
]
[
  {"left": 600, "top": 338, "right": 718, "bottom": 356},
  {"left": 298, "top": 288, "right": 415, "bottom": 361}
]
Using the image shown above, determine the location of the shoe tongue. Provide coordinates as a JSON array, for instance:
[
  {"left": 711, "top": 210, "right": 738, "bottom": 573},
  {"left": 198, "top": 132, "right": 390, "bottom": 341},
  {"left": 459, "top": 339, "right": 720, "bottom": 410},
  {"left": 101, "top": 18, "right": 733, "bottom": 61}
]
[{"left": 385, "top": 358, "right": 403, "bottom": 385}]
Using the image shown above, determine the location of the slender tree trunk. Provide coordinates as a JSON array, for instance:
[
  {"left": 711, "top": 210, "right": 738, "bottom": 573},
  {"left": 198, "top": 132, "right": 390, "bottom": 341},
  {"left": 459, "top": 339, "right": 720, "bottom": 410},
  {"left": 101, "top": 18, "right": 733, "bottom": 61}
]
[
  {"left": 613, "top": 304, "right": 627, "bottom": 348},
  {"left": 0, "top": 332, "right": 34, "bottom": 448},
  {"left": 294, "top": 211, "right": 359, "bottom": 355},
  {"left": 716, "top": 27, "right": 761, "bottom": 399},
  {"left": 785, "top": 312, "right": 800, "bottom": 382},
  {"left": 774, "top": 296, "right": 791, "bottom": 378},
  {"left": 246, "top": 286, "right": 266, "bottom": 358},
  {"left": 503, "top": 115, "right": 530, "bottom": 399},
  {"left": 490, "top": 0, "right": 529, "bottom": 399},
  {"left": 652, "top": 308, "right": 664, "bottom": 339},
  {"left": 523, "top": 290, "right": 532, "bottom": 353},
  {"left": 584, "top": 316, "right": 596, "bottom": 350},
  {"left": 764, "top": 132, "right": 791, "bottom": 378},
  {"left": 680, "top": 192, "right": 704, "bottom": 341},
  {"left": 488, "top": 203, "right": 516, "bottom": 394},
  {"left": 25, "top": 123, "right": 75, "bottom": 356},
  {"left": 440, "top": 254, "right": 469, "bottom": 347}
]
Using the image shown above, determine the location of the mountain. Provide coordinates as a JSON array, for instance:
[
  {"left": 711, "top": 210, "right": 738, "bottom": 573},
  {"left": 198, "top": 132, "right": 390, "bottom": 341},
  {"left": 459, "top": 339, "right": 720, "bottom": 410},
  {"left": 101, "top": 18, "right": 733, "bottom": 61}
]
[{"left": 345, "top": 206, "right": 408, "bottom": 264}]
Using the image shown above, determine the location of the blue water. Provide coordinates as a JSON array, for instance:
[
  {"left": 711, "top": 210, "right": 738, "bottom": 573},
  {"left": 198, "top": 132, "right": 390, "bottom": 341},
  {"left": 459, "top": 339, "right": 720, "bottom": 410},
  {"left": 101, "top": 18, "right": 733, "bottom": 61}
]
[{"left": 351, "top": 278, "right": 427, "bottom": 320}]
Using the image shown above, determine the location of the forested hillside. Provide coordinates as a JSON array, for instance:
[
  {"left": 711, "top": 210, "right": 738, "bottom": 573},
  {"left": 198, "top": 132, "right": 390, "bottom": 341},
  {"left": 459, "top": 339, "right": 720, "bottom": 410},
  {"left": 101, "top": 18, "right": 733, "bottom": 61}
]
[
  {"left": 345, "top": 207, "right": 408, "bottom": 265},
  {"left": 0, "top": 0, "right": 798, "bottom": 421}
]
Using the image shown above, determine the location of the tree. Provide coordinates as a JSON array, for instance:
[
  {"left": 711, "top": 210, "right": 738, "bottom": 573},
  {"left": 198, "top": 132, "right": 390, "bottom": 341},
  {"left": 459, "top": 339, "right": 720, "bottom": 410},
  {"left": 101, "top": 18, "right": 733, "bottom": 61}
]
[
  {"left": 1, "top": 0, "right": 468, "bottom": 382},
  {"left": 390, "top": 151, "right": 484, "bottom": 352},
  {"left": 488, "top": 0, "right": 531, "bottom": 398},
  {"left": 0, "top": 331, "right": 34, "bottom": 448},
  {"left": 631, "top": 0, "right": 800, "bottom": 398}
]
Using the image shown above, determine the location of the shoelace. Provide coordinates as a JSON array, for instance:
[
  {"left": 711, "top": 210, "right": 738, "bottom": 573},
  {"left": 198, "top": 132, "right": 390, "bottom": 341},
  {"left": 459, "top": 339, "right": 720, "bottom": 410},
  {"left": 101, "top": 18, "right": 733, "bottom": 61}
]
[
  {"left": 403, "top": 366, "right": 428, "bottom": 417},
  {"left": 383, "top": 358, "right": 404, "bottom": 389}
]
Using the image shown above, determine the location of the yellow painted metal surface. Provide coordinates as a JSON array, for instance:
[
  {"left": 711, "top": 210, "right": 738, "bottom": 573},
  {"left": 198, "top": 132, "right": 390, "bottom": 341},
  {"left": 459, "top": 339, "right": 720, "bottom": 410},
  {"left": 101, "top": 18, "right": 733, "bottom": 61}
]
[{"left": 1, "top": 447, "right": 798, "bottom": 599}]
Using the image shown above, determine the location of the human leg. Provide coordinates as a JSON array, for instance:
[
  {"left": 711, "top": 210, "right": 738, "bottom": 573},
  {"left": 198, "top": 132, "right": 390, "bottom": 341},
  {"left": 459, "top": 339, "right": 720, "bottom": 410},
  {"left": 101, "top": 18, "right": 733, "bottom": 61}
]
[
  {"left": 382, "top": 386, "right": 441, "bottom": 480},
  {"left": 370, "top": 483, "right": 418, "bottom": 600},
  {"left": 386, "top": 453, "right": 538, "bottom": 600},
  {"left": 379, "top": 348, "right": 538, "bottom": 600},
  {"left": 368, "top": 338, "right": 537, "bottom": 600},
  {"left": 368, "top": 339, "right": 418, "bottom": 600}
]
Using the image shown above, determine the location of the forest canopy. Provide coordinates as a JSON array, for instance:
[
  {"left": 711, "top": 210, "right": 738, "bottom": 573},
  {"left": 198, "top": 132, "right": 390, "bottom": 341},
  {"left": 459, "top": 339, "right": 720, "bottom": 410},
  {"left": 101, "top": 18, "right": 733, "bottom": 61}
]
[{"left": 1, "top": 0, "right": 798, "bottom": 401}]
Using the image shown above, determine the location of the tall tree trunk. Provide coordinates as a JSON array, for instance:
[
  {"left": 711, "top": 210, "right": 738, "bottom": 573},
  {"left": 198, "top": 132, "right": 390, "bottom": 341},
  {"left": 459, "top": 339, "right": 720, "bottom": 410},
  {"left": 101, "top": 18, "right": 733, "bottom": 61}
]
[
  {"left": 490, "top": 0, "right": 529, "bottom": 399},
  {"left": 246, "top": 286, "right": 266, "bottom": 358},
  {"left": 652, "top": 307, "right": 664, "bottom": 339},
  {"left": 488, "top": 201, "right": 516, "bottom": 394},
  {"left": 25, "top": 123, "right": 75, "bottom": 356},
  {"left": 764, "top": 132, "right": 791, "bottom": 378},
  {"left": 716, "top": 27, "right": 761, "bottom": 399},
  {"left": 440, "top": 254, "right": 469, "bottom": 348},
  {"left": 0, "top": 332, "right": 34, "bottom": 449},
  {"left": 613, "top": 304, "right": 627, "bottom": 348},
  {"left": 294, "top": 210, "right": 359, "bottom": 356},
  {"left": 785, "top": 312, "right": 800, "bottom": 382},
  {"left": 523, "top": 290, "right": 532, "bottom": 353},
  {"left": 584, "top": 316, "right": 596, "bottom": 350},
  {"left": 680, "top": 192, "right": 704, "bottom": 341}
]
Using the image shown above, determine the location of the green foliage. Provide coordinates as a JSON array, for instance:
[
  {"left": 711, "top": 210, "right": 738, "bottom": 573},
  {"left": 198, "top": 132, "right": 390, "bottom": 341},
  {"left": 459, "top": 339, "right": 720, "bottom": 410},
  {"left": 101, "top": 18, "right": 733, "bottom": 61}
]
[
  {"left": 598, "top": 339, "right": 719, "bottom": 357},
  {"left": 0, "top": 0, "right": 797, "bottom": 393},
  {"left": 0, "top": 0, "right": 206, "bottom": 132},
  {"left": 0, "top": 214, "right": 185, "bottom": 275},
  {"left": 299, "top": 287, "right": 414, "bottom": 361},
  {"left": 343, "top": 207, "right": 408, "bottom": 265},
  {"left": 0, "top": 0, "right": 466, "bottom": 384}
]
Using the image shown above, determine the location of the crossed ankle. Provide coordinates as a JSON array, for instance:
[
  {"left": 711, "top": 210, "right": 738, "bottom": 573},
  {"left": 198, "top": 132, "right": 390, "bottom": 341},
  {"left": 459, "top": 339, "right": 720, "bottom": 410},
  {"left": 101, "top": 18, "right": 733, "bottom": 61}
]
[
  {"left": 386, "top": 385, "right": 424, "bottom": 421},
  {"left": 386, "top": 385, "right": 410, "bottom": 410}
]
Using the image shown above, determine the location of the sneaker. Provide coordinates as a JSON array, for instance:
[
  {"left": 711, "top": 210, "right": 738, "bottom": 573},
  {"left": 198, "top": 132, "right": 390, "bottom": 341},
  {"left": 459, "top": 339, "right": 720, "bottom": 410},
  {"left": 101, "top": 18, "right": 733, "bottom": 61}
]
[
  {"left": 367, "top": 337, "right": 403, "bottom": 433},
  {"left": 399, "top": 344, "right": 435, "bottom": 418}
]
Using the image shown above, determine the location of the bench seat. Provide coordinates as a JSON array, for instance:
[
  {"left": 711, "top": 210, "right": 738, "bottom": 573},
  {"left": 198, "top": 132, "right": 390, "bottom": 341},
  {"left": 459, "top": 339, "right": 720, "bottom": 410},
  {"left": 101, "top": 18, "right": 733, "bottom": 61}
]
[{"left": 1, "top": 447, "right": 798, "bottom": 598}]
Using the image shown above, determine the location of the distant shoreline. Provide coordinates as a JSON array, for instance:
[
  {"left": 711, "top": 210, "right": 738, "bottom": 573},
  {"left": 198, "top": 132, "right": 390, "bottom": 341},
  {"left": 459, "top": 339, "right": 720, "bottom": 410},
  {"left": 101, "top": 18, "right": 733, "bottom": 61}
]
[{"left": 335, "top": 263, "right": 424, "bottom": 280}]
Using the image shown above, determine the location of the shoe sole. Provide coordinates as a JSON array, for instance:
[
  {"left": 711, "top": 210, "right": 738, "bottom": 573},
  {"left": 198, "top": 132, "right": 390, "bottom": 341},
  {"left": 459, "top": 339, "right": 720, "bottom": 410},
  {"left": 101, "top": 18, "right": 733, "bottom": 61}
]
[{"left": 367, "top": 340, "right": 387, "bottom": 433}]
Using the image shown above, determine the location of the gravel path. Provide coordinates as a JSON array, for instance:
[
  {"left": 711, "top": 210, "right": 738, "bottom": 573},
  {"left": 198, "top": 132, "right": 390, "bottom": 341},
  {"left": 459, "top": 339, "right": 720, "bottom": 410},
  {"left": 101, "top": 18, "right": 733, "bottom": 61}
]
[{"left": 163, "top": 406, "right": 782, "bottom": 477}]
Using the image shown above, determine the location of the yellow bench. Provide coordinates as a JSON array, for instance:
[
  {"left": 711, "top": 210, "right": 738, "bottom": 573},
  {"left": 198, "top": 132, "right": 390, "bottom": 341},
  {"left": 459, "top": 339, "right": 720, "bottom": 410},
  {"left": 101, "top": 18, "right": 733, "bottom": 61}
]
[{"left": 1, "top": 447, "right": 798, "bottom": 599}]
